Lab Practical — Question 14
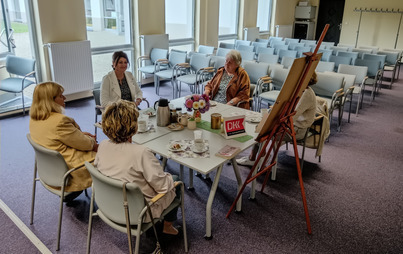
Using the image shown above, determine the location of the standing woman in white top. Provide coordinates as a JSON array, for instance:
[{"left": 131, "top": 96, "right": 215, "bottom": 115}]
[{"left": 100, "top": 51, "right": 144, "bottom": 108}]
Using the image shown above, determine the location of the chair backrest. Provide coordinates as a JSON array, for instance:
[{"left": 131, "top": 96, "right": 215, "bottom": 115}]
[
  {"left": 377, "top": 50, "right": 399, "bottom": 65},
  {"left": 6, "top": 55, "right": 36, "bottom": 77},
  {"left": 255, "top": 38, "right": 269, "bottom": 44},
  {"left": 337, "top": 64, "right": 368, "bottom": 84},
  {"left": 329, "top": 55, "right": 352, "bottom": 71},
  {"left": 190, "top": 53, "right": 211, "bottom": 71},
  {"left": 150, "top": 48, "right": 169, "bottom": 64},
  {"left": 337, "top": 51, "right": 359, "bottom": 65},
  {"left": 239, "top": 50, "right": 255, "bottom": 61},
  {"left": 321, "top": 41, "right": 335, "bottom": 49},
  {"left": 242, "top": 61, "right": 270, "bottom": 84},
  {"left": 252, "top": 41, "right": 268, "bottom": 52},
  {"left": 354, "top": 58, "right": 380, "bottom": 77},
  {"left": 312, "top": 72, "right": 345, "bottom": 98},
  {"left": 85, "top": 162, "right": 145, "bottom": 225},
  {"left": 300, "top": 39, "right": 316, "bottom": 47},
  {"left": 198, "top": 45, "right": 215, "bottom": 55},
  {"left": 363, "top": 53, "right": 386, "bottom": 68},
  {"left": 268, "top": 36, "right": 283, "bottom": 47},
  {"left": 337, "top": 43, "right": 355, "bottom": 52},
  {"left": 317, "top": 49, "right": 333, "bottom": 62},
  {"left": 309, "top": 44, "right": 325, "bottom": 51},
  {"left": 284, "top": 38, "right": 300, "bottom": 45},
  {"left": 270, "top": 67, "right": 290, "bottom": 90},
  {"left": 278, "top": 49, "right": 297, "bottom": 62},
  {"left": 169, "top": 50, "right": 188, "bottom": 67},
  {"left": 295, "top": 46, "right": 311, "bottom": 57},
  {"left": 330, "top": 46, "right": 348, "bottom": 55},
  {"left": 236, "top": 45, "right": 254, "bottom": 52},
  {"left": 358, "top": 45, "right": 378, "bottom": 54},
  {"left": 93, "top": 89, "right": 102, "bottom": 115},
  {"left": 257, "top": 53, "right": 279, "bottom": 64},
  {"left": 273, "top": 45, "right": 290, "bottom": 55},
  {"left": 288, "top": 42, "right": 305, "bottom": 50},
  {"left": 324, "top": 71, "right": 356, "bottom": 90},
  {"left": 316, "top": 61, "right": 335, "bottom": 73},
  {"left": 27, "top": 134, "right": 70, "bottom": 187},
  {"left": 235, "top": 40, "right": 252, "bottom": 48},
  {"left": 256, "top": 47, "right": 275, "bottom": 55},
  {"left": 216, "top": 47, "right": 231, "bottom": 57},
  {"left": 210, "top": 55, "right": 226, "bottom": 69},
  {"left": 352, "top": 48, "right": 372, "bottom": 58},
  {"left": 219, "top": 42, "right": 235, "bottom": 49},
  {"left": 281, "top": 56, "right": 295, "bottom": 69}
]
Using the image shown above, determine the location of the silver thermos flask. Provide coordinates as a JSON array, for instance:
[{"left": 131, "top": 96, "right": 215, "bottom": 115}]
[{"left": 154, "top": 98, "right": 171, "bottom": 127}]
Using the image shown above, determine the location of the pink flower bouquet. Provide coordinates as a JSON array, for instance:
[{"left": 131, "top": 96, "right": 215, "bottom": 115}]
[{"left": 184, "top": 94, "right": 210, "bottom": 113}]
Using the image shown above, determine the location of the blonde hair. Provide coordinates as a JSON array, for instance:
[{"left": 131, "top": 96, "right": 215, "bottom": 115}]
[
  {"left": 226, "top": 50, "right": 242, "bottom": 66},
  {"left": 102, "top": 100, "right": 139, "bottom": 143},
  {"left": 30, "top": 82, "right": 64, "bottom": 120}
]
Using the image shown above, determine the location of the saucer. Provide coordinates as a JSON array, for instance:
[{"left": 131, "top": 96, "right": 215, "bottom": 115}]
[
  {"left": 137, "top": 125, "right": 151, "bottom": 133},
  {"left": 167, "top": 123, "right": 184, "bottom": 131},
  {"left": 142, "top": 108, "right": 156, "bottom": 117},
  {"left": 210, "top": 101, "right": 217, "bottom": 107},
  {"left": 192, "top": 145, "right": 208, "bottom": 154},
  {"left": 168, "top": 142, "right": 184, "bottom": 152}
]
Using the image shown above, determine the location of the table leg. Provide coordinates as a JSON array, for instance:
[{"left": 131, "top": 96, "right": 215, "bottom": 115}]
[
  {"left": 188, "top": 168, "right": 194, "bottom": 190},
  {"left": 179, "top": 165, "right": 184, "bottom": 181},
  {"left": 231, "top": 158, "right": 243, "bottom": 212},
  {"left": 205, "top": 165, "right": 223, "bottom": 240}
]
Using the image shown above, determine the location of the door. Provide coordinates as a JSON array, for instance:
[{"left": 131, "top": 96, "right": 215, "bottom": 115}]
[{"left": 315, "top": 0, "right": 345, "bottom": 43}]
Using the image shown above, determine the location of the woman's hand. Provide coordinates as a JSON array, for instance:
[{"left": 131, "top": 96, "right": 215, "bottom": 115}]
[
  {"left": 92, "top": 143, "right": 99, "bottom": 152},
  {"left": 135, "top": 98, "right": 142, "bottom": 106},
  {"left": 83, "top": 132, "right": 96, "bottom": 140}
]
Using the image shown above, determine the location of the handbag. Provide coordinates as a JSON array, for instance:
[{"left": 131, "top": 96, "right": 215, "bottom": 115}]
[{"left": 123, "top": 182, "right": 163, "bottom": 254}]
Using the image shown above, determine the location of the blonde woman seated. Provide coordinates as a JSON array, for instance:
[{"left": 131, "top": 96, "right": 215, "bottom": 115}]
[
  {"left": 95, "top": 100, "right": 180, "bottom": 235},
  {"left": 100, "top": 51, "right": 144, "bottom": 108},
  {"left": 29, "top": 82, "right": 98, "bottom": 198}
]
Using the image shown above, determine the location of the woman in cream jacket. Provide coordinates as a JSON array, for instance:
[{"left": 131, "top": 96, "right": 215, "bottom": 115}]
[{"left": 100, "top": 51, "right": 143, "bottom": 108}]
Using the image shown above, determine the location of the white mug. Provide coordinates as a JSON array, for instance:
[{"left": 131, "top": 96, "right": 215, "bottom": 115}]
[
  {"left": 194, "top": 139, "right": 205, "bottom": 152},
  {"left": 138, "top": 120, "right": 147, "bottom": 132}
]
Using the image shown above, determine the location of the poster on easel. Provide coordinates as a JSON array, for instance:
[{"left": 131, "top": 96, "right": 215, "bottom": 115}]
[{"left": 222, "top": 115, "right": 246, "bottom": 139}]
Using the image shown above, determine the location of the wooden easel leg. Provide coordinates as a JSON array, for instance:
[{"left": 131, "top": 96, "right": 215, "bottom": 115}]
[{"left": 291, "top": 131, "right": 312, "bottom": 234}]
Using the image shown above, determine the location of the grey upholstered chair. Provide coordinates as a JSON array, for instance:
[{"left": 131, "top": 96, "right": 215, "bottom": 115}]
[
  {"left": 0, "top": 55, "right": 36, "bottom": 115},
  {"left": 27, "top": 134, "right": 94, "bottom": 251},
  {"left": 85, "top": 162, "right": 188, "bottom": 254}
]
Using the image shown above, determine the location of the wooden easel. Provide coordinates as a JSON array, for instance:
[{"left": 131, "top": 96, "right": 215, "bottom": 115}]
[{"left": 226, "top": 25, "right": 330, "bottom": 235}]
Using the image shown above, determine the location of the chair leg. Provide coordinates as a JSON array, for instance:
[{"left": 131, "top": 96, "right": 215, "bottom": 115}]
[
  {"left": 94, "top": 113, "right": 98, "bottom": 140},
  {"left": 30, "top": 163, "right": 38, "bottom": 225},
  {"left": 56, "top": 185, "right": 66, "bottom": 251},
  {"left": 86, "top": 189, "right": 95, "bottom": 254},
  {"left": 180, "top": 183, "right": 189, "bottom": 252},
  {"left": 22, "top": 90, "right": 26, "bottom": 115}
]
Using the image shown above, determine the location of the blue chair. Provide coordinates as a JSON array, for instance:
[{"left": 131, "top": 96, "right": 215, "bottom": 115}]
[
  {"left": 0, "top": 55, "right": 36, "bottom": 115},
  {"left": 137, "top": 48, "right": 169, "bottom": 87}
]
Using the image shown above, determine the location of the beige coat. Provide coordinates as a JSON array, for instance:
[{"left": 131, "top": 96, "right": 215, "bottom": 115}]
[
  {"left": 100, "top": 70, "right": 143, "bottom": 108},
  {"left": 95, "top": 140, "right": 176, "bottom": 222},
  {"left": 29, "top": 112, "right": 96, "bottom": 192}
]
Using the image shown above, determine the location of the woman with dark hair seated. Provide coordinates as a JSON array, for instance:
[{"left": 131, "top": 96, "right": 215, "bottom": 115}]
[{"left": 95, "top": 100, "right": 180, "bottom": 235}]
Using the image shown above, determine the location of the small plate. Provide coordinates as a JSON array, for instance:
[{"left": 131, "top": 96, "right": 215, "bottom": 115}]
[
  {"left": 192, "top": 145, "right": 208, "bottom": 154},
  {"left": 142, "top": 108, "right": 156, "bottom": 117},
  {"left": 168, "top": 142, "right": 184, "bottom": 152},
  {"left": 210, "top": 101, "right": 217, "bottom": 107},
  {"left": 167, "top": 123, "right": 184, "bottom": 131},
  {"left": 247, "top": 117, "right": 262, "bottom": 123}
]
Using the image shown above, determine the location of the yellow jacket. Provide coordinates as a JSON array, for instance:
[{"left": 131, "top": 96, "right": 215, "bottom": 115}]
[{"left": 29, "top": 112, "right": 95, "bottom": 192}]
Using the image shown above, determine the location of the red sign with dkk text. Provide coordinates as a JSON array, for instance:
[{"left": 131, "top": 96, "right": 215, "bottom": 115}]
[{"left": 224, "top": 118, "right": 246, "bottom": 137}]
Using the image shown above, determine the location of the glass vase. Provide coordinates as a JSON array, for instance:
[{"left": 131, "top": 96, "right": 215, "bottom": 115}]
[{"left": 193, "top": 109, "right": 201, "bottom": 122}]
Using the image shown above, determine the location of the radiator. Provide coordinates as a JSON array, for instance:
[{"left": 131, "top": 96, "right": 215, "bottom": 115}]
[{"left": 46, "top": 40, "right": 94, "bottom": 95}]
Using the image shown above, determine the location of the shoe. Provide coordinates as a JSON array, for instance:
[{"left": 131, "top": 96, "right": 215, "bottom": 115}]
[
  {"left": 236, "top": 156, "right": 256, "bottom": 166},
  {"left": 63, "top": 190, "right": 83, "bottom": 203}
]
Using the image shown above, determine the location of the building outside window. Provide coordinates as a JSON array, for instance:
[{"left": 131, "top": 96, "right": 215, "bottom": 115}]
[
  {"left": 256, "top": 0, "right": 272, "bottom": 33},
  {"left": 165, "top": 0, "right": 194, "bottom": 52},
  {"left": 218, "top": 0, "right": 239, "bottom": 45},
  {"left": 84, "top": 0, "right": 133, "bottom": 85}
]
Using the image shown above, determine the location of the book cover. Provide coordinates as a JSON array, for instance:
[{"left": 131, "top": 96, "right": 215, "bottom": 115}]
[{"left": 215, "top": 145, "right": 241, "bottom": 159}]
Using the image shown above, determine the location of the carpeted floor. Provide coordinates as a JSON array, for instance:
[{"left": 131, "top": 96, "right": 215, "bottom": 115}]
[{"left": 0, "top": 71, "right": 402, "bottom": 253}]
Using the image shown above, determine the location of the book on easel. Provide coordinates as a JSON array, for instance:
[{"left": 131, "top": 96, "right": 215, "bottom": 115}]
[{"left": 215, "top": 145, "right": 241, "bottom": 159}]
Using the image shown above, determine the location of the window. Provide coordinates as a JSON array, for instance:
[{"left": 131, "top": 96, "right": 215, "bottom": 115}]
[
  {"left": 218, "top": 0, "right": 239, "bottom": 40},
  {"left": 257, "top": 0, "right": 272, "bottom": 33},
  {"left": 84, "top": 0, "right": 133, "bottom": 83},
  {"left": 165, "top": 0, "right": 194, "bottom": 50}
]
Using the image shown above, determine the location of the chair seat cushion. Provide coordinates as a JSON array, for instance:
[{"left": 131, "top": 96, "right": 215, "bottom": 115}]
[
  {"left": 0, "top": 78, "right": 35, "bottom": 93},
  {"left": 138, "top": 65, "right": 157, "bottom": 74},
  {"left": 259, "top": 90, "right": 280, "bottom": 104},
  {"left": 176, "top": 74, "right": 197, "bottom": 85},
  {"left": 155, "top": 69, "right": 174, "bottom": 79}
]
